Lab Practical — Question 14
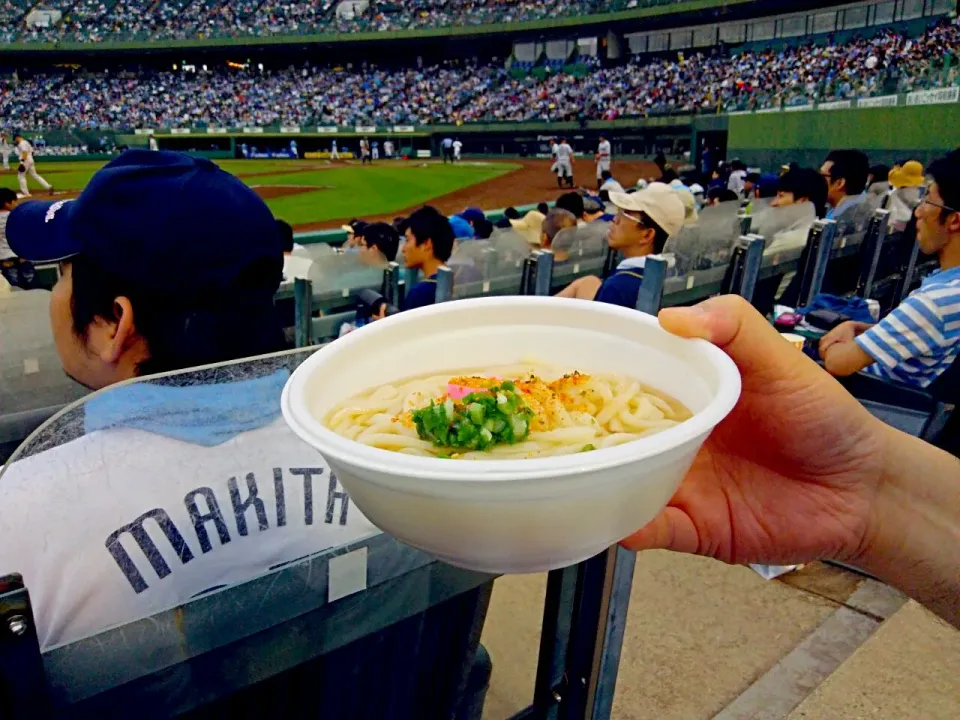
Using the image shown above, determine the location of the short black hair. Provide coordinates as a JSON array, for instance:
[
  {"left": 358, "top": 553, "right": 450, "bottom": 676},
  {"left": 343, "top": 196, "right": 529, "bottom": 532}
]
[
  {"left": 927, "top": 148, "right": 960, "bottom": 223},
  {"left": 0, "top": 187, "right": 16, "bottom": 209},
  {"left": 535, "top": 202, "right": 549, "bottom": 216},
  {"left": 745, "top": 172, "right": 761, "bottom": 184},
  {"left": 505, "top": 206, "right": 521, "bottom": 220},
  {"left": 472, "top": 217, "right": 494, "bottom": 240},
  {"left": 276, "top": 219, "right": 294, "bottom": 254},
  {"left": 350, "top": 220, "right": 369, "bottom": 238},
  {"left": 660, "top": 168, "right": 679, "bottom": 184},
  {"left": 869, "top": 164, "right": 891, "bottom": 184},
  {"left": 401, "top": 206, "right": 454, "bottom": 262},
  {"left": 638, "top": 211, "right": 670, "bottom": 255},
  {"left": 778, "top": 168, "right": 829, "bottom": 218},
  {"left": 362, "top": 222, "right": 400, "bottom": 262},
  {"left": 824, "top": 150, "right": 870, "bottom": 195},
  {"left": 601, "top": 170, "right": 612, "bottom": 181},
  {"left": 555, "top": 192, "right": 585, "bottom": 219},
  {"left": 67, "top": 253, "right": 283, "bottom": 379}
]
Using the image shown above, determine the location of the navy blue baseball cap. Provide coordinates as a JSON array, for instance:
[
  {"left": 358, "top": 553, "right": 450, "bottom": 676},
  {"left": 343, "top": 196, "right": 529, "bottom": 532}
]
[{"left": 8, "top": 150, "right": 283, "bottom": 301}]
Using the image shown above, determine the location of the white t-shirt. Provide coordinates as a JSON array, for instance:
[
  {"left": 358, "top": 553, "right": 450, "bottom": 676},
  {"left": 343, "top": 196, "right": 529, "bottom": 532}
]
[
  {"left": 453, "top": 141, "right": 462, "bottom": 154},
  {"left": 0, "top": 400, "right": 378, "bottom": 650},
  {"left": 728, "top": 170, "right": 746, "bottom": 195},
  {"left": 0, "top": 210, "right": 13, "bottom": 260},
  {"left": 597, "top": 141, "right": 611, "bottom": 161},
  {"left": 16, "top": 139, "right": 33, "bottom": 166},
  {"left": 556, "top": 143, "right": 573, "bottom": 162},
  {"left": 148, "top": 137, "right": 159, "bottom": 151},
  {"left": 600, "top": 178, "right": 625, "bottom": 193}
]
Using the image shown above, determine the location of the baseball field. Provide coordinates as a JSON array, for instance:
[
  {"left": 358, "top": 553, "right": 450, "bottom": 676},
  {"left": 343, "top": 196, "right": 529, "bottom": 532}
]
[{"left": 4, "top": 157, "right": 663, "bottom": 231}]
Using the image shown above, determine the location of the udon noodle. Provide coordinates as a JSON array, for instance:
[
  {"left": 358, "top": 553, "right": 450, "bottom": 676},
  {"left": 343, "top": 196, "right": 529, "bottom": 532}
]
[{"left": 324, "top": 364, "right": 692, "bottom": 460}]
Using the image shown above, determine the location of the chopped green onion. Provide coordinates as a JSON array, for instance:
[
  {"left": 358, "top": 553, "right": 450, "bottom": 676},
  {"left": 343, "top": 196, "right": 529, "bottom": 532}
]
[
  {"left": 580, "top": 444, "right": 596, "bottom": 453},
  {"left": 411, "top": 381, "right": 535, "bottom": 453}
]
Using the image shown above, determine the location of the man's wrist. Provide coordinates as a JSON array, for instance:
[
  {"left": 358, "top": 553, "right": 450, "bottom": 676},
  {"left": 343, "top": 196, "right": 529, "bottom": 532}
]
[{"left": 852, "top": 425, "right": 960, "bottom": 626}]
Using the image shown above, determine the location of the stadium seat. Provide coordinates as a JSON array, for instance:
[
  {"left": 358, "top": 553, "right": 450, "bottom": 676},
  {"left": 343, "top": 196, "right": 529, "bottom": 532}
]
[{"left": 0, "top": 350, "right": 495, "bottom": 719}]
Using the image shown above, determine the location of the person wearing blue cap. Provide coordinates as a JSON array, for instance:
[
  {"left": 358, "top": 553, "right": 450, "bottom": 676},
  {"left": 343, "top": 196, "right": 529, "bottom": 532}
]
[
  {"left": 6, "top": 149, "right": 286, "bottom": 389},
  {"left": 0, "top": 150, "right": 379, "bottom": 651}
]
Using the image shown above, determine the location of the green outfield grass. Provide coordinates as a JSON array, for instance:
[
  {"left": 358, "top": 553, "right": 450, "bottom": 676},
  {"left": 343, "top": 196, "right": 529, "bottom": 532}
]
[{"left": 2, "top": 159, "right": 517, "bottom": 227}]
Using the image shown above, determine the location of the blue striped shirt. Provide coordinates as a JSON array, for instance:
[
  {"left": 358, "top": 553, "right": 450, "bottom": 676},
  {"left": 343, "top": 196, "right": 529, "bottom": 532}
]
[{"left": 855, "top": 266, "right": 960, "bottom": 389}]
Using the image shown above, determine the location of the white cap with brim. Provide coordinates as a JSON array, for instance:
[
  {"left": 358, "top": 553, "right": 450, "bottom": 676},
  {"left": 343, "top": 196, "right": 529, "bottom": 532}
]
[
  {"left": 608, "top": 183, "right": 686, "bottom": 238},
  {"left": 509, "top": 210, "right": 546, "bottom": 246}
]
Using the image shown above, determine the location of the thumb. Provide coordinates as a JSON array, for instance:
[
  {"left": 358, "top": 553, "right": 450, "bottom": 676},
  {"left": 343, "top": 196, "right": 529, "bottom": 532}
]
[
  {"left": 658, "top": 295, "right": 815, "bottom": 382},
  {"left": 620, "top": 506, "right": 701, "bottom": 554}
]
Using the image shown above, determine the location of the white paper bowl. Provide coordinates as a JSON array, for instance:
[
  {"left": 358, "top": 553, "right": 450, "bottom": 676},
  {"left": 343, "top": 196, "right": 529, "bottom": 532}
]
[{"left": 281, "top": 297, "right": 740, "bottom": 573}]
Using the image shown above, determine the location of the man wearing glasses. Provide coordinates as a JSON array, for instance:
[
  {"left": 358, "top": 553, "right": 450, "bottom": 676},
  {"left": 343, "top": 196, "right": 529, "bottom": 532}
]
[
  {"left": 555, "top": 183, "right": 684, "bottom": 307},
  {"left": 820, "top": 149, "right": 960, "bottom": 389}
]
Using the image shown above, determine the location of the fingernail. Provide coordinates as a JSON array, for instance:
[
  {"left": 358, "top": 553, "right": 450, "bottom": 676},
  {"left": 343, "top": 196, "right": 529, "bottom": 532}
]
[{"left": 660, "top": 305, "right": 707, "bottom": 317}]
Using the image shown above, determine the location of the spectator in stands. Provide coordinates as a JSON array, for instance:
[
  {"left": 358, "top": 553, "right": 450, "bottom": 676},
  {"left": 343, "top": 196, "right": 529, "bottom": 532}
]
[
  {"left": 707, "top": 187, "right": 739, "bottom": 206},
  {"left": 555, "top": 192, "right": 586, "bottom": 224},
  {"left": 400, "top": 205, "right": 454, "bottom": 310},
  {"left": 536, "top": 202, "right": 549, "bottom": 216},
  {"left": 887, "top": 160, "right": 925, "bottom": 228},
  {"left": 459, "top": 207, "right": 493, "bottom": 239},
  {"left": 867, "top": 164, "right": 891, "bottom": 197},
  {"left": 727, "top": 160, "right": 748, "bottom": 196},
  {"left": 359, "top": 221, "right": 400, "bottom": 265},
  {"left": 7, "top": 150, "right": 285, "bottom": 387},
  {"left": 820, "top": 150, "right": 870, "bottom": 220},
  {"left": 343, "top": 219, "right": 368, "bottom": 250},
  {"left": 448, "top": 213, "right": 475, "bottom": 240},
  {"left": 819, "top": 149, "right": 960, "bottom": 389},
  {"left": 771, "top": 167, "right": 829, "bottom": 219},
  {"left": 0, "top": 187, "right": 32, "bottom": 289},
  {"left": 0, "top": 151, "right": 380, "bottom": 651},
  {"left": 599, "top": 170, "right": 624, "bottom": 193},
  {"left": 539, "top": 208, "right": 577, "bottom": 262},
  {"left": 581, "top": 194, "right": 612, "bottom": 223},
  {"left": 556, "top": 183, "right": 684, "bottom": 306},
  {"left": 743, "top": 172, "right": 761, "bottom": 198},
  {"left": 508, "top": 209, "right": 546, "bottom": 246},
  {"left": 756, "top": 168, "right": 829, "bottom": 253},
  {"left": 278, "top": 218, "right": 312, "bottom": 281}
]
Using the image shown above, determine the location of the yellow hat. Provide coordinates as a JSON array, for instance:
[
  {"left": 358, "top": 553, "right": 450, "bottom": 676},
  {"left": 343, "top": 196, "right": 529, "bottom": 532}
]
[{"left": 888, "top": 161, "right": 924, "bottom": 189}]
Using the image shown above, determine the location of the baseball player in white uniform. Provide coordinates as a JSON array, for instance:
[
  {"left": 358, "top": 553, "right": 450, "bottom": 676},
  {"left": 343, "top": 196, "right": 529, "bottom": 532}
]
[
  {"left": 148, "top": 134, "right": 159, "bottom": 151},
  {"left": 331, "top": 140, "right": 340, "bottom": 160},
  {"left": 596, "top": 136, "right": 612, "bottom": 190},
  {"left": 453, "top": 139, "right": 462, "bottom": 162},
  {"left": 14, "top": 133, "right": 52, "bottom": 197},
  {"left": 360, "top": 137, "right": 371, "bottom": 165},
  {"left": 555, "top": 137, "right": 574, "bottom": 189},
  {"left": 384, "top": 140, "right": 394, "bottom": 159},
  {"left": 0, "top": 133, "right": 13, "bottom": 170}
]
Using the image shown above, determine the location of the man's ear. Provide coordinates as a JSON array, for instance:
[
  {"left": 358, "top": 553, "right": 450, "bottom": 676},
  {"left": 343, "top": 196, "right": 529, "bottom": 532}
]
[
  {"left": 947, "top": 210, "right": 960, "bottom": 235},
  {"left": 98, "top": 296, "right": 137, "bottom": 364}
]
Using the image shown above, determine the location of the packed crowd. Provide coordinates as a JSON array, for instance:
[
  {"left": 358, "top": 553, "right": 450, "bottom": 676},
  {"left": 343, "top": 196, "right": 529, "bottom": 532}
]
[
  {"left": 3, "top": 0, "right": 621, "bottom": 42},
  {"left": 1, "top": 19, "right": 957, "bottom": 129}
]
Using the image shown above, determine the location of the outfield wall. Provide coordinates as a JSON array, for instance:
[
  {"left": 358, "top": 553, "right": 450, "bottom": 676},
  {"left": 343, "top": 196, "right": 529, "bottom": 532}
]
[{"left": 728, "top": 101, "right": 960, "bottom": 168}]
